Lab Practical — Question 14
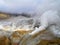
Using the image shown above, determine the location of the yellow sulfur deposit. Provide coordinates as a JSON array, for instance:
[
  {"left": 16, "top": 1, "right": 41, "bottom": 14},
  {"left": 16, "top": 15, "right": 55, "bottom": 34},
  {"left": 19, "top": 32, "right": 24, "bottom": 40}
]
[
  {"left": 0, "top": 36, "right": 10, "bottom": 45},
  {"left": 0, "top": 28, "right": 60, "bottom": 45},
  {"left": 0, "top": 13, "right": 10, "bottom": 19}
]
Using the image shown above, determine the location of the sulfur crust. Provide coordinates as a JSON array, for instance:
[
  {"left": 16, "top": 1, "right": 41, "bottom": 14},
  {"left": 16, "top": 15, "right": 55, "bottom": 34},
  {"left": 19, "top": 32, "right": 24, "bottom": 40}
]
[{"left": 0, "top": 13, "right": 10, "bottom": 19}]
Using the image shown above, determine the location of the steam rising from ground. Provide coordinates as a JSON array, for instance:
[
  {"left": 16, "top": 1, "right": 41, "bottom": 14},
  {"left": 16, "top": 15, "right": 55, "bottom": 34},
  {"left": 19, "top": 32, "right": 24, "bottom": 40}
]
[
  {"left": 0, "top": 0, "right": 60, "bottom": 16},
  {"left": 0, "top": 0, "right": 60, "bottom": 39}
]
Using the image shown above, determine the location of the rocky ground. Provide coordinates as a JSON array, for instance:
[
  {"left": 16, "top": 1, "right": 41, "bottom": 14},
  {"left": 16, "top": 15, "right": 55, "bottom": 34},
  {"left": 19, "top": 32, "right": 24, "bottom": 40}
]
[{"left": 0, "top": 13, "right": 60, "bottom": 45}]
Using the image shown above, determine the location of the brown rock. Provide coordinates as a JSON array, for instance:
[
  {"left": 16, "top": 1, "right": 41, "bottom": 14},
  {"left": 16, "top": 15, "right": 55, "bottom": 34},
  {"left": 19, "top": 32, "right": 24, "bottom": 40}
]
[
  {"left": 10, "top": 30, "right": 32, "bottom": 45},
  {"left": 0, "top": 36, "right": 10, "bottom": 45},
  {"left": 0, "top": 13, "right": 10, "bottom": 19}
]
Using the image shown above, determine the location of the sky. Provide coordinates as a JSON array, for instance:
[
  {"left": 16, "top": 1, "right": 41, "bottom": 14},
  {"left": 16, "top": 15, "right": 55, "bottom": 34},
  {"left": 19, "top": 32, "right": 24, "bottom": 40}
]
[{"left": 0, "top": 0, "right": 60, "bottom": 15}]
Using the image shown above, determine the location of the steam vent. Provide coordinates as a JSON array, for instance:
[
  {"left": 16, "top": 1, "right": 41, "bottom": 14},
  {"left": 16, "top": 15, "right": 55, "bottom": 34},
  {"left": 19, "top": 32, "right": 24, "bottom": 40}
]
[
  {"left": 0, "top": 12, "right": 59, "bottom": 45},
  {"left": 0, "top": 0, "right": 60, "bottom": 45}
]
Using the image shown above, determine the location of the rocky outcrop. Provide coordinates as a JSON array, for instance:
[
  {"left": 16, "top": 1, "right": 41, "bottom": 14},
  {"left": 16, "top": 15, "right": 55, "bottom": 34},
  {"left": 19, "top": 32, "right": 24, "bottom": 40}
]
[{"left": 0, "top": 14, "right": 60, "bottom": 45}]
